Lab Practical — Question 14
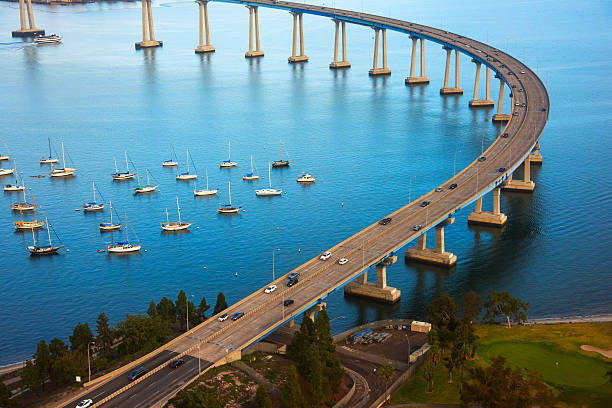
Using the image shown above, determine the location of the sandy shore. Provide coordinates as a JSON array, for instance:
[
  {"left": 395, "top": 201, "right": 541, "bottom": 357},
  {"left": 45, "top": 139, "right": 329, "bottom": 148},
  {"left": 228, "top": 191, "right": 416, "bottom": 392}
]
[{"left": 525, "top": 314, "right": 612, "bottom": 325}]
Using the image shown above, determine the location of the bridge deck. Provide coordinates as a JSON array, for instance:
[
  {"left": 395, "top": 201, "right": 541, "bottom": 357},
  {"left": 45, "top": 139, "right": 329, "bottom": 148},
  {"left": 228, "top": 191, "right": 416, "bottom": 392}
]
[{"left": 64, "top": 1, "right": 549, "bottom": 407}]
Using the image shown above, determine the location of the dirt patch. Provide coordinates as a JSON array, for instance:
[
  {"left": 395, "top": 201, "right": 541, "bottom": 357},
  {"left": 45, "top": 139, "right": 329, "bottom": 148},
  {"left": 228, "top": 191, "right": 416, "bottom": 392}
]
[
  {"left": 580, "top": 344, "right": 612, "bottom": 360},
  {"left": 343, "top": 328, "right": 427, "bottom": 364}
]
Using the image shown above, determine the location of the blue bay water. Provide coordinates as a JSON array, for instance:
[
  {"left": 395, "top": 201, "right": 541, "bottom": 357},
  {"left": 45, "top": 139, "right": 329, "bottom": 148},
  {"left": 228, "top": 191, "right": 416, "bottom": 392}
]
[{"left": 0, "top": 0, "right": 611, "bottom": 365}]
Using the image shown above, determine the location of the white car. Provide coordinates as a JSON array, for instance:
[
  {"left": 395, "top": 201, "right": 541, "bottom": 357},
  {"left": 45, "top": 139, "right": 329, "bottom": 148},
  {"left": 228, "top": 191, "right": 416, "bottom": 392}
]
[
  {"left": 76, "top": 400, "right": 93, "bottom": 408},
  {"left": 217, "top": 313, "right": 229, "bottom": 322},
  {"left": 320, "top": 251, "right": 332, "bottom": 261},
  {"left": 265, "top": 285, "right": 277, "bottom": 294},
  {"left": 338, "top": 258, "right": 348, "bottom": 265}
]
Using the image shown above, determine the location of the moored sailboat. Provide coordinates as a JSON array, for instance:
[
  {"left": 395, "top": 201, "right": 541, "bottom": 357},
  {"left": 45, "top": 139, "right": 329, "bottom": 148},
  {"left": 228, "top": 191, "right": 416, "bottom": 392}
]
[
  {"left": 100, "top": 200, "right": 122, "bottom": 231},
  {"left": 220, "top": 140, "right": 237, "bottom": 168},
  {"left": 28, "top": 216, "right": 64, "bottom": 255},
  {"left": 49, "top": 142, "right": 77, "bottom": 177},
  {"left": 218, "top": 181, "right": 241, "bottom": 214},
  {"left": 40, "top": 138, "right": 59, "bottom": 164},
  {"left": 4, "top": 167, "right": 25, "bottom": 192},
  {"left": 112, "top": 151, "right": 136, "bottom": 181},
  {"left": 194, "top": 170, "right": 218, "bottom": 196},
  {"left": 161, "top": 197, "right": 192, "bottom": 231},
  {"left": 0, "top": 159, "right": 15, "bottom": 176},
  {"left": 14, "top": 195, "right": 45, "bottom": 230},
  {"left": 12, "top": 187, "right": 35, "bottom": 211},
  {"left": 83, "top": 181, "right": 105, "bottom": 212},
  {"left": 243, "top": 155, "right": 259, "bottom": 180},
  {"left": 176, "top": 148, "right": 198, "bottom": 180},
  {"left": 107, "top": 214, "right": 142, "bottom": 253},
  {"left": 162, "top": 145, "right": 178, "bottom": 167},
  {"left": 272, "top": 138, "right": 290, "bottom": 168},
  {"left": 133, "top": 169, "right": 159, "bottom": 194},
  {"left": 256, "top": 162, "right": 282, "bottom": 197}
]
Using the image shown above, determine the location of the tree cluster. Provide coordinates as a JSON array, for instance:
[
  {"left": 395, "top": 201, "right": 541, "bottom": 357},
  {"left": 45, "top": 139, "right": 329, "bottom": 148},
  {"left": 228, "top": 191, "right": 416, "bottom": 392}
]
[{"left": 285, "top": 307, "right": 344, "bottom": 407}]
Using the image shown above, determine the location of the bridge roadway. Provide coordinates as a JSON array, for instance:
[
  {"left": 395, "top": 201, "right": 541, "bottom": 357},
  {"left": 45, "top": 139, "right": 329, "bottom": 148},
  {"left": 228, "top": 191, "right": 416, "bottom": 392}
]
[{"left": 63, "top": 1, "right": 549, "bottom": 407}]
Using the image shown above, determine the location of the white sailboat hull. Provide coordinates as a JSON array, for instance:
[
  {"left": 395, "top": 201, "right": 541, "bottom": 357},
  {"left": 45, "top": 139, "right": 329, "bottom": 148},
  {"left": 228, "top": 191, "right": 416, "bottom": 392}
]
[
  {"left": 40, "top": 158, "right": 58, "bottom": 164},
  {"left": 218, "top": 207, "right": 240, "bottom": 214},
  {"left": 107, "top": 244, "right": 142, "bottom": 253},
  {"left": 12, "top": 203, "right": 35, "bottom": 211},
  {"left": 112, "top": 173, "right": 136, "bottom": 181},
  {"left": 28, "top": 245, "right": 63, "bottom": 255},
  {"left": 0, "top": 155, "right": 9, "bottom": 161},
  {"left": 256, "top": 188, "right": 282, "bottom": 196},
  {"left": 50, "top": 168, "right": 77, "bottom": 178},
  {"left": 4, "top": 185, "right": 24, "bottom": 192},
  {"left": 161, "top": 222, "right": 192, "bottom": 231},
  {"left": 14, "top": 221, "right": 45, "bottom": 230},
  {"left": 162, "top": 161, "right": 178, "bottom": 167},
  {"left": 83, "top": 204, "right": 105, "bottom": 212},
  {"left": 100, "top": 223, "right": 121, "bottom": 232},
  {"left": 220, "top": 161, "right": 237, "bottom": 168},
  {"left": 0, "top": 169, "right": 15, "bottom": 176},
  {"left": 176, "top": 174, "right": 197, "bottom": 180},
  {"left": 194, "top": 189, "right": 218, "bottom": 196},
  {"left": 133, "top": 185, "right": 158, "bottom": 194},
  {"left": 243, "top": 175, "right": 259, "bottom": 180}
]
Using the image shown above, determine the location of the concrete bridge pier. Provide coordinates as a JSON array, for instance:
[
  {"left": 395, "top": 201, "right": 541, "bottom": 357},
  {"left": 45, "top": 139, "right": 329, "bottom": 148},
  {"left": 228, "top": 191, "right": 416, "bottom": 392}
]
[
  {"left": 245, "top": 6, "right": 264, "bottom": 58},
  {"left": 12, "top": 0, "right": 44, "bottom": 38},
  {"left": 305, "top": 302, "right": 326, "bottom": 321},
  {"left": 440, "top": 47, "right": 463, "bottom": 94},
  {"left": 329, "top": 19, "right": 350, "bottom": 69},
  {"left": 469, "top": 61, "right": 494, "bottom": 107},
  {"left": 467, "top": 188, "right": 508, "bottom": 226},
  {"left": 492, "top": 76, "right": 511, "bottom": 122},
  {"left": 405, "top": 36, "right": 429, "bottom": 84},
  {"left": 344, "top": 255, "right": 400, "bottom": 303},
  {"left": 135, "top": 0, "right": 162, "bottom": 49},
  {"left": 195, "top": 1, "right": 215, "bottom": 53},
  {"left": 405, "top": 218, "right": 457, "bottom": 267},
  {"left": 502, "top": 156, "right": 536, "bottom": 192},
  {"left": 369, "top": 28, "right": 391, "bottom": 76},
  {"left": 288, "top": 12, "right": 308, "bottom": 63},
  {"left": 529, "top": 142, "right": 543, "bottom": 164}
]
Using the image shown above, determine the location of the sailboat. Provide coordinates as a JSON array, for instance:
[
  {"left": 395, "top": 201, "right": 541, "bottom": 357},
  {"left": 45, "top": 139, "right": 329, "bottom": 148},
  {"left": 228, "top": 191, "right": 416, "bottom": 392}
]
[
  {"left": 107, "top": 214, "right": 142, "bottom": 253},
  {"left": 0, "top": 159, "right": 15, "bottom": 176},
  {"left": 12, "top": 186, "right": 35, "bottom": 211},
  {"left": 83, "top": 181, "right": 105, "bottom": 212},
  {"left": 133, "top": 169, "right": 159, "bottom": 194},
  {"left": 161, "top": 197, "right": 192, "bottom": 231},
  {"left": 220, "top": 140, "right": 237, "bottom": 168},
  {"left": 49, "top": 142, "right": 77, "bottom": 177},
  {"left": 28, "top": 216, "right": 64, "bottom": 255},
  {"left": 243, "top": 155, "right": 259, "bottom": 180},
  {"left": 40, "top": 138, "right": 58, "bottom": 164},
  {"left": 176, "top": 148, "right": 198, "bottom": 180},
  {"left": 100, "top": 200, "right": 122, "bottom": 231},
  {"left": 0, "top": 153, "right": 9, "bottom": 161},
  {"left": 112, "top": 152, "right": 136, "bottom": 180},
  {"left": 162, "top": 145, "right": 178, "bottom": 167},
  {"left": 256, "top": 162, "right": 282, "bottom": 196},
  {"left": 194, "top": 170, "right": 218, "bottom": 196},
  {"left": 4, "top": 167, "right": 25, "bottom": 192},
  {"left": 14, "top": 195, "right": 45, "bottom": 230},
  {"left": 272, "top": 138, "right": 290, "bottom": 168},
  {"left": 218, "top": 181, "right": 241, "bottom": 214},
  {"left": 297, "top": 173, "right": 316, "bottom": 183}
]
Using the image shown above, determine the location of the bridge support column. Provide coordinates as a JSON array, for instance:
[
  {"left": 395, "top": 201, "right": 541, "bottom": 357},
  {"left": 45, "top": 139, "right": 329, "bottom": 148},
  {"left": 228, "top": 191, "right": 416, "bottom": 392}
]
[
  {"left": 440, "top": 47, "right": 463, "bottom": 94},
  {"left": 469, "top": 61, "right": 494, "bottom": 107},
  {"left": 492, "top": 76, "right": 511, "bottom": 122},
  {"left": 305, "top": 302, "right": 326, "bottom": 321},
  {"left": 369, "top": 28, "right": 391, "bottom": 76},
  {"left": 12, "top": 0, "right": 44, "bottom": 37},
  {"left": 529, "top": 142, "right": 543, "bottom": 164},
  {"left": 405, "top": 36, "right": 429, "bottom": 84},
  {"left": 502, "top": 156, "right": 536, "bottom": 192},
  {"left": 330, "top": 20, "right": 350, "bottom": 69},
  {"left": 288, "top": 12, "right": 308, "bottom": 63},
  {"left": 245, "top": 6, "right": 264, "bottom": 58},
  {"left": 195, "top": 1, "right": 215, "bottom": 53},
  {"left": 344, "top": 255, "right": 400, "bottom": 303},
  {"left": 468, "top": 188, "right": 508, "bottom": 226},
  {"left": 405, "top": 218, "right": 457, "bottom": 267},
  {"left": 135, "top": 0, "right": 162, "bottom": 49}
]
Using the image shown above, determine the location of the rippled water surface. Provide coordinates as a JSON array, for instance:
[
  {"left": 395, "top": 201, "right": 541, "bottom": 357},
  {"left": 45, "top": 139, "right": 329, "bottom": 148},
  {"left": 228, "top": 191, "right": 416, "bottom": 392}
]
[{"left": 0, "top": 0, "right": 611, "bottom": 365}]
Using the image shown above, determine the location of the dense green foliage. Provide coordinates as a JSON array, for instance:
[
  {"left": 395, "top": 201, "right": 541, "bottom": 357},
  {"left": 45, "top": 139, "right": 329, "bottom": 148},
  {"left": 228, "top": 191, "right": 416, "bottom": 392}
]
[
  {"left": 169, "top": 386, "right": 224, "bottom": 408},
  {"left": 0, "top": 382, "right": 18, "bottom": 408},
  {"left": 483, "top": 290, "right": 529, "bottom": 328},
  {"left": 252, "top": 384, "right": 273, "bottom": 408},
  {"left": 280, "top": 365, "right": 304, "bottom": 408},
  {"left": 213, "top": 292, "right": 228, "bottom": 316}
]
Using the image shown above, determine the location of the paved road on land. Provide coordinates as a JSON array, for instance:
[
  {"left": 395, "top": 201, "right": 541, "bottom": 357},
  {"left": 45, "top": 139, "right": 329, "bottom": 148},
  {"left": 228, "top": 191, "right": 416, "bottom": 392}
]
[{"left": 63, "top": 1, "right": 549, "bottom": 407}]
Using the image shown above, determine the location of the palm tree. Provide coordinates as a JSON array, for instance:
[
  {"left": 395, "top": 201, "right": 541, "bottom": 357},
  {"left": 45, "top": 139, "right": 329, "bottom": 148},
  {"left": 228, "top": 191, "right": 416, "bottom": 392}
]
[{"left": 379, "top": 363, "right": 395, "bottom": 405}]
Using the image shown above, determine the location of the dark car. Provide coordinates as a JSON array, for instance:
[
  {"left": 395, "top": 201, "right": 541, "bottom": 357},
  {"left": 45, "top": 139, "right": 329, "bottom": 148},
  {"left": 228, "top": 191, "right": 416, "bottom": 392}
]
[
  {"left": 169, "top": 359, "right": 184, "bottom": 369},
  {"left": 287, "top": 277, "right": 299, "bottom": 287},
  {"left": 478, "top": 156, "right": 486, "bottom": 162},
  {"left": 128, "top": 367, "right": 147, "bottom": 381},
  {"left": 288, "top": 272, "right": 300, "bottom": 280},
  {"left": 498, "top": 167, "right": 506, "bottom": 172},
  {"left": 412, "top": 224, "right": 422, "bottom": 231},
  {"left": 501, "top": 132, "right": 509, "bottom": 138},
  {"left": 283, "top": 299, "right": 295, "bottom": 307},
  {"left": 420, "top": 201, "right": 430, "bottom": 207},
  {"left": 449, "top": 183, "right": 458, "bottom": 189},
  {"left": 378, "top": 217, "right": 392, "bottom": 225},
  {"left": 231, "top": 312, "right": 245, "bottom": 321},
  {"left": 511, "top": 84, "right": 516, "bottom": 89}
]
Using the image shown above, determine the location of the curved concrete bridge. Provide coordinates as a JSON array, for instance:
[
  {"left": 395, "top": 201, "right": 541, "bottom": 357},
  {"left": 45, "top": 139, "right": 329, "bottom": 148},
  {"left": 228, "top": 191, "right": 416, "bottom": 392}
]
[{"left": 62, "top": 1, "right": 549, "bottom": 407}]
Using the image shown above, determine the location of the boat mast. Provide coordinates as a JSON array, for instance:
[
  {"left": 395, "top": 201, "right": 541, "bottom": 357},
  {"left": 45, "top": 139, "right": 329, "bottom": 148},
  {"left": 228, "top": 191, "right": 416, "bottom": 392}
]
[
  {"left": 46, "top": 217, "right": 52, "bottom": 246},
  {"left": 186, "top": 148, "right": 190, "bottom": 174},
  {"left": 92, "top": 181, "right": 96, "bottom": 203},
  {"left": 32, "top": 194, "right": 38, "bottom": 222},
  {"left": 48, "top": 138, "right": 52, "bottom": 159},
  {"left": 268, "top": 162, "right": 272, "bottom": 188},
  {"left": 228, "top": 140, "right": 231, "bottom": 161},
  {"left": 165, "top": 207, "right": 169, "bottom": 224},
  {"left": 206, "top": 170, "right": 209, "bottom": 190},
  {"left": 61, "top": 142, "right": 66, "bottom": 169},
  {"left": 280, "top": 138, "right": 283, "bottom": 161},
  {"left": 170, "top": 144, "right": 173, "bottom": 161},
  {"left": 109, "top": 200, "right": 113, "bottom": 224},
  {"left": 146, "top": 169, "right": 150, "bottom": 185},
  {"left": 31, "top": 226, "right": 37, "bottom": 247},
  {"left": 124, "top": 214, "right": 129, "bottom": 242},
  {"left": 251, "top": 155, "right": 254, "bottom": 173},
  {"left": 124, "top": 151, "right": 129, "bottom": 173},
  {"left": 114, "top": 158, "right": 119, "bottom": 174},
  {"left": 176, "top": 196, "right": 182, "bottom": 223},
  {"left": 228, "top": 181, "right": 232, "bottom": 207}
]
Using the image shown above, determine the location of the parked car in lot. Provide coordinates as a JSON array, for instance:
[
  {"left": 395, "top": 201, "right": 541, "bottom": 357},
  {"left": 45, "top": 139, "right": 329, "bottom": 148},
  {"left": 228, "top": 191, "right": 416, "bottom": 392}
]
[
  {"left": 169, "top": 358, "right": 184, "bottom": 369},
  {"left": 128, "top": 367, "right": 147, "bottom": 381},
  {"left": 265, "top": 285, "right": 277, "bottom": 294},
  {"left": 287, "top": 277, "right": 299, "bottom": 287},
  {"left": 288, "top": 272, "right": 300, "bottom": 280},
  {"left": 338, "top": 258, "right": 349, "bottom": 265},
  {"left": 76, "top": 400, "right": 93, "bottom": 408},
  {"left": 319, "top": 251, "right": 332, "bottom": 261},
  {"left": 231, "top": 312, "right": 245, "bottom": 321},
  {"left": 283, "top": 299, "right": 295, "bottom": 307},
  {"left": 378, "top": 217, "right": 392, "bottom": 225},
  {"left": 449, "top": 183, "right": 458, "bottom": 189},
  {"left": 218, "top": 313, "right": 229, "bottom": 322},
  {"left": 420, "top": 201, "right": 430, "bottom": 207},
  {"left": 412, "top": 224, "right": 422, "bottom": 231}
]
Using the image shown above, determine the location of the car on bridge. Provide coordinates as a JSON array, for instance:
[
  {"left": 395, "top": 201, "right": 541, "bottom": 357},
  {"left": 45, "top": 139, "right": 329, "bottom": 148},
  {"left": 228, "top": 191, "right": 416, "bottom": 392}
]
[
  {"left": 288, "top": 272, "right": 300, "bottom": 280},
  {"left": 378, "top": 217, "right": 392, "bottom": 225},
  {"left": 435, "top": 187, "right": 443, "bottom": 192},
  {"left": 231, "top": 312, "right": 245, "bottom": 321},
  {"left": 128, "top": 367, "right": 147, "bottom": 381},
  {"left": 218, "top": 313, "right": 229, "bottom": 322},
  {"left": 265, "top": 285, "right": 277, "bottom": 294},
  {"left": 320, "top": 251, "right": 332, "bottom": 260},
  {"left": 420, "top": 201, "right": 430, "bottom": 207},
  {"left": 449, "top": 183, "right": 458, "bottom": 189},
  {"left": 498, "top": 167, "right": 506, "bottom": 172},
  {"left": 169, "top": 359, "right": 184, "bottom": 369},
  {"left": 283, "top": 299, "right": 294, "bottom": 307},
  {"left": 413, "top": 224, "right": 422, "bottom": 231},
  {"left": 479, "top": 156, "right": 487, "bottom": 162},
  {"left": 501, "top": 132, "right": 509, "bottom": 138},
  {"left": 338, "top": 258, "right": 349, "bottom": 265},
  {"left": 287, "top": 277, "right": 299, "bottom": 287},
  {"left": 76, "top": 400, "right": 93, "bottom": 408}
]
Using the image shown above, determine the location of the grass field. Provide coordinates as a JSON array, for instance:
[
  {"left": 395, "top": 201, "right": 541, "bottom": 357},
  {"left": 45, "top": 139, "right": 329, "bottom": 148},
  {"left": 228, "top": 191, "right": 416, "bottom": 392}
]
[{"left": 391, "top": 322, "right": 612, "bottom": 408}]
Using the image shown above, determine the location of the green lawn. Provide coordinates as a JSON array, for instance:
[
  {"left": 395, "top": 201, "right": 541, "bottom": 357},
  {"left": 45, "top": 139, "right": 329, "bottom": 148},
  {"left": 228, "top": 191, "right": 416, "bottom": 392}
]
[{"left": 391, "top": 322, "right": 612, "bottom": 408}]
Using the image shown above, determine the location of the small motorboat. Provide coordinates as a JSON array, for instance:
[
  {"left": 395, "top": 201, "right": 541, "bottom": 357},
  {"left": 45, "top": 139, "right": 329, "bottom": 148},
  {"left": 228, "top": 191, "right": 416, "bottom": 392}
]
[
  {"left": 34, "top": 34, "right": 62, "bottom": 44},
  {"left": 297, "top": 173, "right": 316, "bottom": 183}
]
